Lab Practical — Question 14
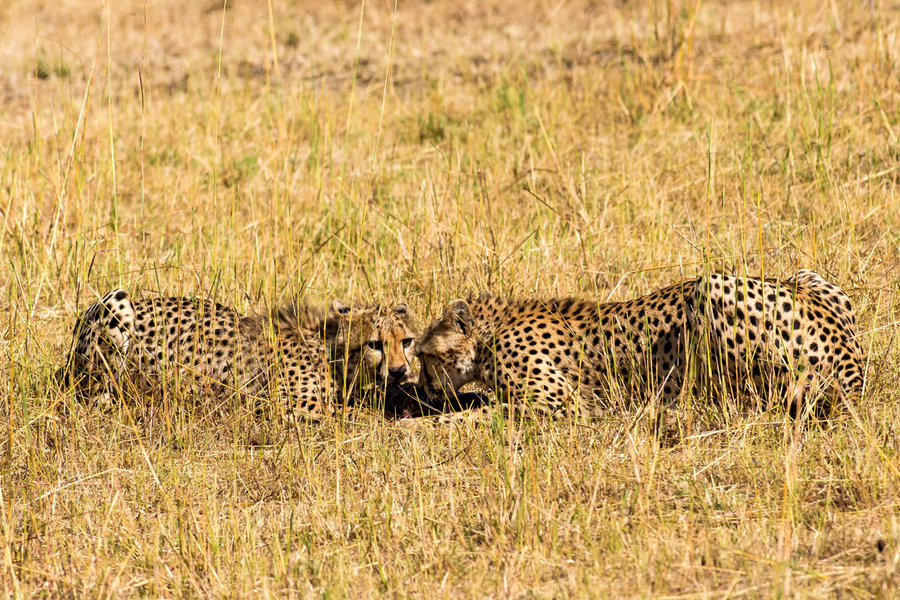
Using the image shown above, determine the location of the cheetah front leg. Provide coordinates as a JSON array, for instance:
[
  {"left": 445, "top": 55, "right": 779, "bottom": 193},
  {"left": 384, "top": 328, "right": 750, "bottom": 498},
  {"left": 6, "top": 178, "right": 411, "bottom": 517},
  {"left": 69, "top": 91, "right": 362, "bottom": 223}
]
[{"left": 485, "top": 357, "right": 593, "bottom": 421}]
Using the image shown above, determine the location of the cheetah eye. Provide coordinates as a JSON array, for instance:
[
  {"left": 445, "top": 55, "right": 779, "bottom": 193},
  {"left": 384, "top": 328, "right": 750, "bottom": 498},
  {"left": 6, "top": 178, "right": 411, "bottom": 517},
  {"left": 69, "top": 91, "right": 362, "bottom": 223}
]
[
  {"left": 365, "top": 341, "right": 383, "bottom": 352},
  {"left": 402, "top": 338, "right": 415, "bottom": 349}
]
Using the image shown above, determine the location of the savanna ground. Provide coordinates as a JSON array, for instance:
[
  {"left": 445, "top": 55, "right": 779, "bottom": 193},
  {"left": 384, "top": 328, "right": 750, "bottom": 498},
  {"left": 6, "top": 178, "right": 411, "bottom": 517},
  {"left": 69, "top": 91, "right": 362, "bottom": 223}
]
[{"left": 1, "top": 0, "right": 899, "bottom": 596}]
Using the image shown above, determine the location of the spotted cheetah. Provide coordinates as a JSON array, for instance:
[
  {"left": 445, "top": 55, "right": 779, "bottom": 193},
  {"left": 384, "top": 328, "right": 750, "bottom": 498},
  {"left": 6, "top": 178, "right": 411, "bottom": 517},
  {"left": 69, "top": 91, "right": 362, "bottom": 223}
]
[
  {"left": 60, "top": 289, "right": 418, "bottom": 416},
  {"left": 415, "top": 270, "right": 865, "bottom": 419}
]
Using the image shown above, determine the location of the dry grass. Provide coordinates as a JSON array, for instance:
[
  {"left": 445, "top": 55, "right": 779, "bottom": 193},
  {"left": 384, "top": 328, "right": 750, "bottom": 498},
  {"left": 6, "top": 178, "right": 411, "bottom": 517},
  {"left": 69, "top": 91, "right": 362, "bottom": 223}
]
[{"left": 2, "top": 0, "right": 900, "bottom": 596}]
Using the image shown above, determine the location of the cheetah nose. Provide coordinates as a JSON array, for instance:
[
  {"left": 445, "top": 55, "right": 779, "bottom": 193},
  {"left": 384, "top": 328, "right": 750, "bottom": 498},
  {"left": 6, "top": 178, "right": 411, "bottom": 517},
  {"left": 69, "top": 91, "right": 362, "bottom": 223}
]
[{"left": 388, "top": 366, "right": 408, "bottom": 381}]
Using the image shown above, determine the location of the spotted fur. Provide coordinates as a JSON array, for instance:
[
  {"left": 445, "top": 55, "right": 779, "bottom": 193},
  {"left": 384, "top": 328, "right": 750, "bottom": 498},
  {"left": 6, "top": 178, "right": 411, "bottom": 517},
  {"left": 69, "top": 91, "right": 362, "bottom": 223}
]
[
  {"left": 415, "top": 270, "right": 864, "bottom": 418},
  {"left": 61, "top": 290, "right": 418, "bottom": 415}
]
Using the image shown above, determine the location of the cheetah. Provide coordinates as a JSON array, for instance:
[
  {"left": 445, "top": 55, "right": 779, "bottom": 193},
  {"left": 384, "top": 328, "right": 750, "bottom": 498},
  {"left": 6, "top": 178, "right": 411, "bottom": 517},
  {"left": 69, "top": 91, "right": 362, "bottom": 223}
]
[
  {"left": 60, "top": 289, "right": 418, "bottom": 416},
  {"left": 414, "top": 270, "right": 865, "bottom": 419}
]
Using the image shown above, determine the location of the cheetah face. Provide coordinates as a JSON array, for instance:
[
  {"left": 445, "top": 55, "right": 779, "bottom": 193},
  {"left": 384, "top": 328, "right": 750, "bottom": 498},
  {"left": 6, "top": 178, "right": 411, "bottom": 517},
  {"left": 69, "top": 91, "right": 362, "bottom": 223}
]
[
  {"left": 377, "top": 303, "right": 418, "bottom": 383},
  {"left": 329, "top": 301, "right": 418, "bottom": 389},
  {"left": 415, "top": 299, "right": 479, "bottom": 400}
]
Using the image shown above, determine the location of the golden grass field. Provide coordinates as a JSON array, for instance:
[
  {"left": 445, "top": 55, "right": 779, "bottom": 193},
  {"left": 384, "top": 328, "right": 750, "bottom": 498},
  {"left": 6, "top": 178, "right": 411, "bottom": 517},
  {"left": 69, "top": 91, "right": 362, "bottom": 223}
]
[{"left": 2, "top": 0, "right": 900, "bottom": 596}]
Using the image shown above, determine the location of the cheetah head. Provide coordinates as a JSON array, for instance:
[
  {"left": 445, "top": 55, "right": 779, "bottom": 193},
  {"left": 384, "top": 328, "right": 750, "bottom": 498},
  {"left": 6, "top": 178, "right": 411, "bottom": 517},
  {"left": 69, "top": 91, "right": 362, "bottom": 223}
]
[
  {"left": 415, "top": 299, "right": 479, "bottom": 400},
  {"left": 328, "top": 300, "right": 418, "bottom": 390}
]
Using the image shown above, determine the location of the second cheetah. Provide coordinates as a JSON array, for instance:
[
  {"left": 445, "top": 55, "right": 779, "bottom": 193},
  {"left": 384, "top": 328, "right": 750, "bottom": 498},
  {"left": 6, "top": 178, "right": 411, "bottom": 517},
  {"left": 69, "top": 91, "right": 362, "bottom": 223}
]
[{"left": 415, "top": 270, "right": 865, "bottom": 418}]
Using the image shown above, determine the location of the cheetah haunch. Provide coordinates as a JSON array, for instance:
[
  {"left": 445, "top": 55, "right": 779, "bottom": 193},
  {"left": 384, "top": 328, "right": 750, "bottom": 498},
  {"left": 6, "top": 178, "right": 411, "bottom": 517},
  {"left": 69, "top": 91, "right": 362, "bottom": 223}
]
[
  {"left": 415, "top": 270, "right": 865, "bottom": 418},
  {"left": 60, "top": 289, "right": 418, "bottom": 417}
]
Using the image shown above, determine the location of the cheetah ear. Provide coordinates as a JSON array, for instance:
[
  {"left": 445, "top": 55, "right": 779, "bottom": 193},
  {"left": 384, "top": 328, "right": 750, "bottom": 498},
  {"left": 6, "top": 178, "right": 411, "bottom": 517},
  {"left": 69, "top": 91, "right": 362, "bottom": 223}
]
[
  {"left": 330, "top": 299, "right": 352, "bottom": 317},
  {"left": 323, "top": 301, "right": 347, "bottom": 340},
  {"left": 444, "top": 299, "right": 473, "bottom": 334},
  {"left": 393, "top": 302, "right": 409, "bottom": 315}
]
